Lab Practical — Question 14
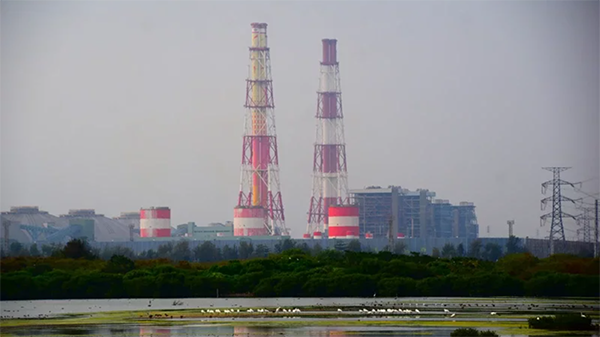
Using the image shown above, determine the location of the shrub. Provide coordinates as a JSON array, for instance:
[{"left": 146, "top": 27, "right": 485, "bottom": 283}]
[
  {"left": 528, "top": 313, "right": 595, "bottom": 331},
  {"left": 450, "top": 328, "right": 498, "bottom": 336}
]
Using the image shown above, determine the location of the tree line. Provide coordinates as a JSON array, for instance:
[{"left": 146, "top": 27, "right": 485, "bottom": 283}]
[
  {"left": 3, "top": 235, "right": 532, "bottom": 263},
  {"left": 1, "top": 238, "right": 598, "bottom": 300}
]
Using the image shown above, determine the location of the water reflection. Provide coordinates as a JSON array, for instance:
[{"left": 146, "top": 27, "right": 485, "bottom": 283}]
[
  {"left": 6, "top": 324, "right": 599, "bottom": 337},
  {"left": 139, "top": 327, "right": 173, "bottom": 336}
]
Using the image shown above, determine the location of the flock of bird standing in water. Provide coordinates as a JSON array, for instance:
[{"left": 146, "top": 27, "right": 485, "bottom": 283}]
[{"left": 2, "top": 299, "right": 594, "bottom": 320}]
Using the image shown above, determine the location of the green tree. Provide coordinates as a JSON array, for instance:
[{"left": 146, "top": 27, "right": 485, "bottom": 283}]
[
  {"left": 157, "top": 243, "right": 173, "bottom": 258},
  {"left": 506, "top": 236, "right": 524, "bottom": 255},
  {"left": 194, "top": 241, "right": 220, "bottom": 262},
  {"left": 101, "top": 246, "right": 135, "bottom": 260},
  {"left": 144, "top": 249, "right": 157, "bottom": 259},
  {"left": 334, "top": 240, "right": 347, "bottom": 251},
  {"left": 432, "top": 247, "right": 440, "bottom": 258},
  {"left": 238, "top": 241, "right": 254, "bottom": 259},
  {"left": 29, "top": 243, "right": 40, "bottom": 256},
  {"left": 456, "top": 243, "right": 465, "bottom": 257},
  {"left": 469, "top": 239, "right": 483, "bottom": 259},
  {"left": 172, "top": 240, "right": 192, "bottom": 261},
  {"left": 222, "top": 245, "right": 238, "bottom": 260},
  {"left": 275, "top": 238, "right": 296, "bottom": 253},
  {"left": 298, "top": 242, "right": 312, "bottom": 254},
  {"left": 393, "top": 241, "right": 407, "bottom": 255},
  {"left": 482, "top": 243, "right": 503, "bottom": 261},
  {"left": 312, "top": 243, "right": 323, "bottom": 255},
  {"left": 347, "top": 239, "right": 361, "bottom": 252},
  {"left": 253, "top": 244, "right": 269, "bottom": 258},
  {"left": 62, "top": 238, "right": 96, "bottom": 259},
  {"left": 9, "top": 242, "right": 24, "bottom": 256},
  {"left": 104, "top": 255, "right": 135, "bottom": 274},
  {"left": 441, "top": 243, "right": 457, "bottom": 258},
  {"left": 41, "top": 244, "right": 61, "bottom": 257}
]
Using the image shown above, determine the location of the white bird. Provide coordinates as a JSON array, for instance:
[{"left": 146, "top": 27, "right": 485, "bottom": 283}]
[
  {"left": 200, "top": 310, "right": 205, "bottom": 313},
  {"left": 537, "top": 317, "right": 540, "bottom": 320},
  {"left": 415, "top": 309, "right": 420, "bottom": 313},
  {"left": 581, "top": 313, "right": 586, "bottom": 318},
  {"left": 247, "top": 309, "right": 253, "bottom": 313},
  {"left": 444, "top": 309, "right": 450, "bottom": 313},
  {"left": 450, "top": 313, "right": 456, "bottom": 318},
  {"left": 275, "top": 307, "right": 281, "bottom": 313},
  {"left": 337, "top": 309, "right": 343, "bottom": 312},
  {"left": 490, "top": 312, "right": 497, "bottom": 315}
]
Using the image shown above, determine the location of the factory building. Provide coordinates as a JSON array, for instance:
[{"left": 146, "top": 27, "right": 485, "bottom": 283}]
[
  {"left": 431, "top": 199, "right": 453, "bottom": 238},
  {"left": 114, "top": 211, "right": 140, "bottom": 229},
  {"left": 350, "top": 186, "right": 479, "bottom": 239},
  {"left": 453, "top": 202, "right": 479, "bottom": 239},
  {"left": 59, "top": 209, "right": 137, "bottom": 242},
  {"left": 175, "top": 222, "right": 234, "bottom": 240},
  {"left": 1, "top": 206, "right": 68, "bottom": 242}
]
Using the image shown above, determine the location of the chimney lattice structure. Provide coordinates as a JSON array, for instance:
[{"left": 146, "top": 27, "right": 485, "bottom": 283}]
[
  {"left": 306, "top": 39, "right": 351, "bottom": 235},
  {"left": 234, "top": 23, "right": 288, "bottom": 236}
]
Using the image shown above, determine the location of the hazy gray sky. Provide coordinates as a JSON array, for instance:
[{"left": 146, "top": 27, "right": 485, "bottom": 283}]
[{"left": 2, "top": 1, "right": 598, "bottom": 239}]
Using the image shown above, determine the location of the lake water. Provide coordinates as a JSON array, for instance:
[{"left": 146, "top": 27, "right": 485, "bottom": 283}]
[
  {"left": 2, "top": 296, "right": 598, "bottom": 318},
  {"left": 5, "top": 324, "right": 598, "bottom": 337},
  {"left": 1, "top": 297, "right": 598, "bottom": 337}
]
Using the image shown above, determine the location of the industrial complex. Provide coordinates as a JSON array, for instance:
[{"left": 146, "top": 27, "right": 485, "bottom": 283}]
[
  {"left": 1, "top": 23, "right": 594, "bottom": 259},
  {"left": 351, "top": 186, "right": 479, "bottom": 240}
]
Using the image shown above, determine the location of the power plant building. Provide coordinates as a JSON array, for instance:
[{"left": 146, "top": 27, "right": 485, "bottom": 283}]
[
  {"left": 453, "top": 202, "right": 479, "bottom": 239},
  {"left": 59, "top": 209, "right": 136, "bottom": 242},
  {"left": 114, "top": 211, "right": 140, "bottom": 229},
  {"left": 350, "top": 186, "right": 479, "bottom": 239}
]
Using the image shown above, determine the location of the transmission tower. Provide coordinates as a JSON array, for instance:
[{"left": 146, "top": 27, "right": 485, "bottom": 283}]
[
  {"left": 576, "top": 206, "right": 594, "bottom": 242},
  {"left": 540, "top": 167, "right": 580, "bottom": 255}
]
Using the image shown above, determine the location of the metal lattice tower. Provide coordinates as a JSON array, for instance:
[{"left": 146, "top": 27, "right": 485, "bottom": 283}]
[
  {"left": 540, "top": 167, "right": 579, "bottom": 254},
  {"left": 306, "top": 39, "right": 350, "bottom": 235},
  {"left": 576, "top": 207, "right": 594, "bottom": 242},
  {"left": 235, "top": 23, "right": 288, "bottom": 236}
]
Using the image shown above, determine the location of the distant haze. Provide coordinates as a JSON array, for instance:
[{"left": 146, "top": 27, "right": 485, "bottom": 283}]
[{"left": 1, "top": 1, "right": 598, "bottom": 239}]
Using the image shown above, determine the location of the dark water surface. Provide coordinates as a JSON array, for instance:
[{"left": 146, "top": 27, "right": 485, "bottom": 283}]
[
  {"left": 2, "top": 297, "right": 598, "bottom": 319},
  {"left": 2, "top": 298, "right": 598, "bottom": 337},
  {"left": 6, "top": 324, "right": 600, "bottom": 336},
  {"left": 3, "top": 324, "right": 513, "bottom": 336}
]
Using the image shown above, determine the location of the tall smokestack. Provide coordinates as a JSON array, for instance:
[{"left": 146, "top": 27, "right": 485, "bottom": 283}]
[
  {"left": 234, "top": 23, "right": 288, "bottom": 237},
  {"left": 306, "top": 39, "right": 357, "bottom": 238}
]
